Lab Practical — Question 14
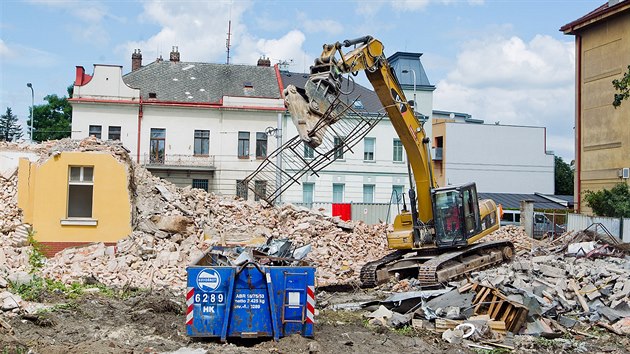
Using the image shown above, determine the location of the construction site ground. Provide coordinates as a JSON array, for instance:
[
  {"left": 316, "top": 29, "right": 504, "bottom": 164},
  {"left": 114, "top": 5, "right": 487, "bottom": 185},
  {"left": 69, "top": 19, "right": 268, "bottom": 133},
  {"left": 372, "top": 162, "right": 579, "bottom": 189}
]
[{"left": 2, "top": 288, "right": 630, "bottom": 354}]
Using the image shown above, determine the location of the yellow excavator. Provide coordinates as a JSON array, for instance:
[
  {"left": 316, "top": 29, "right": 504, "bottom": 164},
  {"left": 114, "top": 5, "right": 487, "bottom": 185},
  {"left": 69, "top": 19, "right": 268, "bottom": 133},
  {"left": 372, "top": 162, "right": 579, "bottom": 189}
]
[{"left": 284, "top": 36, "right": 514, "bottom": 287}]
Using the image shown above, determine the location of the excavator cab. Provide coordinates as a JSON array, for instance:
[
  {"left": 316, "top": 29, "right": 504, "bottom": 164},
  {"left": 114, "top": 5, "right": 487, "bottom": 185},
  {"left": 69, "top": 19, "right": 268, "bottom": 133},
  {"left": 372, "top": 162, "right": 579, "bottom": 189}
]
[{"left": 432, "top": 183, "right": 481, "bottom": 248}]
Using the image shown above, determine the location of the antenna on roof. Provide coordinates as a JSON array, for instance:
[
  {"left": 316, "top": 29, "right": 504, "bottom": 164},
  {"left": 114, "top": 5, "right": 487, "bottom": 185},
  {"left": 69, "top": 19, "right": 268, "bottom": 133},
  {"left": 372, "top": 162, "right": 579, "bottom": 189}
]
[
  {"left": 226, "top": 20, "right": 232, "bottom": 64},
  {"left": 277, "top": 59, "right": 294, "bottom": 72}
]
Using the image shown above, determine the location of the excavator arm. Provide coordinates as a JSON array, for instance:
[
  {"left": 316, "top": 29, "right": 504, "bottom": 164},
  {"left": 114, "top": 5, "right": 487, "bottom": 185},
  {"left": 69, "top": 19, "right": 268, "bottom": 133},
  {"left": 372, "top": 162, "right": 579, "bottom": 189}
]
[{"left": 284, "top": 36, "right": 436, "bottom": 227}]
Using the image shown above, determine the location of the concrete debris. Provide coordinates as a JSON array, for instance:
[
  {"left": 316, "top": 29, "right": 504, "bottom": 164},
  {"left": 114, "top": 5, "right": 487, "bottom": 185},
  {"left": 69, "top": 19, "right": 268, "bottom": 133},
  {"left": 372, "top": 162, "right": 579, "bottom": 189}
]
[
  {"left": 441, "top": 328, "right": 464, "bottom": 344},
  {"left": 0, "top": 138, "right": 394, "bottom": 316}
]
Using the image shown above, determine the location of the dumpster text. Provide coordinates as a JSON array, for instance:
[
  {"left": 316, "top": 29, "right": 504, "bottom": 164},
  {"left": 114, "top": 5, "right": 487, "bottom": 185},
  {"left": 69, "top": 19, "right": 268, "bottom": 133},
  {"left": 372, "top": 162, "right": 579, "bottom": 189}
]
[{"left": 234, "top": 292, "right": 266, "bottom": 310}]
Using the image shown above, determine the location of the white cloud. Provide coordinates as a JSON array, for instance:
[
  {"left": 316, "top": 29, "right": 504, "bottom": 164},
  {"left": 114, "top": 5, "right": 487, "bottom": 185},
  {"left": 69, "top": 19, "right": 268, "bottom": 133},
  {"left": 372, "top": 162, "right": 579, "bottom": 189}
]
[
  {"left": 434, "top": 35, "right": 576, "bottom": 159},
  {"left": 296, "top": 12, "right": 344, "bottom": 35},
  {"left": 0, "top": 39, "right": 12, "bottom": 58},
  {"left": 234, "top": 30, "right": 311, "bottom": 70},
  {"left": 26, "top": 0, "right": 120, "bottom": 46},
  {"left": 0, "top": 40, "right": 59, "bottom": 67},
  {"left": 121, "top": 1, "right": 311, "bottom": 70},
  {"left": 121, "top": 1, "right": 251, "bottom": 63},
  {"left": 361, "top": 0, "right": 484, "bottom": 12}
]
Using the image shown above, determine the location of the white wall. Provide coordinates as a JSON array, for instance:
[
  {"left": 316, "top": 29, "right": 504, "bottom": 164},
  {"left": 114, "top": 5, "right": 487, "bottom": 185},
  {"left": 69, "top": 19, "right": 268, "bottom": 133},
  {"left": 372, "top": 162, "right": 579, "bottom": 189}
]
[
  {"left": 71, "top": 103, "right": 139, "bottom": 154},
  {"left": 443, "top": 123, "right": 554, "bottom": 194}
]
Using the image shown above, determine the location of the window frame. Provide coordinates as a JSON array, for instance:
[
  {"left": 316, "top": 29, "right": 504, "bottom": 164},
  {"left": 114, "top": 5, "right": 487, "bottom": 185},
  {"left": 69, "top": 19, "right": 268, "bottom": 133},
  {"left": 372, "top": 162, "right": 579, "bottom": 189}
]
[
  {"left": 303, "top": 142, "right": 314, "bottom": 159},
  {"left": 334, "top": 136, "right": 345, "bottom": 160},
  {"left": 236, "top": 180, "right": 248, "bottom": 200},
  {"left": 363, "top": 184, "right": 375, "bottom": 203},
  {"left": 192, "top": 179, "right": 209, "bottom": 192},
  {"left": 332, "top": 183, "right": 344, "bottom": 203},
  {"left": 64, "top": 166, "right": 96, "bottom": 225},
  {"left": 89, "top": 125, "right": 102, "bottom": 139},
  {"left": 393, "top": 138, "right": 404, "bottom": 162},
  {"left": 194, "top": 130, "right": 210, "bottom": 156},
  {"left": 108, "top": 126, "right": 121, "bottom": 141},
  {"left": 254, "top": 180, "right": 267, "bottom": 201},
  {"left": 255, "top": 132, "right": 268, "bottom": 159},
  {"left": 238, "top": 131, "right": 250, "bottom": 158},
  {"left": 364, "top": 137, "right": 375, "bottom": 161}
]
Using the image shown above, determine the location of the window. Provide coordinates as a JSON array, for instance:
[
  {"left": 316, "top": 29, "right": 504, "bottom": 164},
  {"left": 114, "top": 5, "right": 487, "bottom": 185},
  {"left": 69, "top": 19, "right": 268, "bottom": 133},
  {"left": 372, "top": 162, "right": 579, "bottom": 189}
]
[
  {"left": 256, "top": 132, "right": 268, "bottom": 158},
  {"left": 192, "top": 179, "right": 208, "bottom": 192},
  {"left": 363, "top": 184, "right": 375, "bottom": 203},
  {"left": 364, "top": 138, "right": 375, "bottom": 161},
  {"left": 150, "top": 128, "right": 166, "bottom": 163},
  {"left": 67, "top": 166, "right": 94, "bottom": 218},
  {"left": 393, "top": 139, "right": 403, "bottom": 162},
  {"left": 89, "top": 125, "right": 102, "bottom": 139},
  {"left": 238, "top": 131, "right": 250, "bottom": 158},
  {"left": 108, "top": 126, "right": 121, "bottom": 140},
  {"left": 334, "top": 136, "right": 345, "bottom": 160},
  {"left": 303, "top": 183, "right": 314, "bottom": 207},
  {"left": 392, "top": 185, "right": 404, "bottom": 204},
  {"left": 254, "top": 180, "right": 267, "bottom": 201},
  {"left": 194, "top": 130, "right": 210, "bottom": 155},
  {"left": 236, "top": 180, "right": 248, "bottom": 200},
  {"left": 332, "top": 183, "right": 344, "bottom": 203},
  {"left": 304, "top": 142, "right": 314, "bottom": 159}
]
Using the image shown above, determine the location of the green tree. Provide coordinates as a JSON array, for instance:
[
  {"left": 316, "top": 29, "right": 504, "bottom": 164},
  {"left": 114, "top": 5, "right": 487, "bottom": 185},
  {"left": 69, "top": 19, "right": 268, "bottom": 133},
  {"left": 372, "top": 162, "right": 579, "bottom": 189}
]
[
  {"left": 584, "top": 183, "right": 630, "bottom": 218},
  {"left": 612, "top": 65, "right": 630, "bottom": 108},
  {"left": 0, "top": 107, "right": 23, "bottom": 141},
  {"left": 28, "top": 85, "right": 73, "bottom": 142},
  {"left": 554, "top": 156, "right": 574, "bottom": 195}
]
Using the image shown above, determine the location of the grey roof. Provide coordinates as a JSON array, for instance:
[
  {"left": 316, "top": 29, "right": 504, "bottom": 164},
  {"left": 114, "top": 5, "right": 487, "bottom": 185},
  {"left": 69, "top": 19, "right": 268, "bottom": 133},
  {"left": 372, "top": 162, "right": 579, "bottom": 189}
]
[
  {"left": 478, "top": 193, "right": 569, "bottom": 211},
  {"left": 280, "top": 71, "right": 385, "bottom": 114},
  {"left": 387, "top": 52, "right": 435, "bottom": 91},
  {"left": 123, "top": 61, "right": 281, "bottom": 103}
]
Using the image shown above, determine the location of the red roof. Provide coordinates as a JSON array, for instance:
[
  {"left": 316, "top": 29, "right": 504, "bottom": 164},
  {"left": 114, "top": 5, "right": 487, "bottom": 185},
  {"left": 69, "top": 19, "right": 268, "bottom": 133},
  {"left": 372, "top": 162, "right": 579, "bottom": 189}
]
[{"left": 560, "top": 1, "right": 630, "bottom": 34}]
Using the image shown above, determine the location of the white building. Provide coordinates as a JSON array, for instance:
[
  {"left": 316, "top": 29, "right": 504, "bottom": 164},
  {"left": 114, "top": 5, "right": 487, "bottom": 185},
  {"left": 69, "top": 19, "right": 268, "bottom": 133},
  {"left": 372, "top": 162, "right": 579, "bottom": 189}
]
[
  {"left": 69, "top": 47, "right": 554, "bottom": 216},
  {"left": 432, "top": 118, "right": 554, "bottom": 194}
]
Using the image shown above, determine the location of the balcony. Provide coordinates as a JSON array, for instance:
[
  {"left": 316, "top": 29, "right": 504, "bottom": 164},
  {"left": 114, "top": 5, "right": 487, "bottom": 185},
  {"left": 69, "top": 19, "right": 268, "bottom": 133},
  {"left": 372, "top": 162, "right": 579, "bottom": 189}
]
[
  {"left": 434, "top": 147, "right": 443, "bottom": 161},
  {"left": 141, "top": 154, "right": 216, "bottom": 171}
]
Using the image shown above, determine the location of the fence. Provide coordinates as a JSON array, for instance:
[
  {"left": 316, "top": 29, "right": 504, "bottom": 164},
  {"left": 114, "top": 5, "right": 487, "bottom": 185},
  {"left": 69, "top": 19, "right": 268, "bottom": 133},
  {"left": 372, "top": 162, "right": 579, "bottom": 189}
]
[
  {"left": 567, "top": 213, "right": 630, "bottom": 243},
  {"left": 290, "top": 202, "right": 395, "bottom": 225}
]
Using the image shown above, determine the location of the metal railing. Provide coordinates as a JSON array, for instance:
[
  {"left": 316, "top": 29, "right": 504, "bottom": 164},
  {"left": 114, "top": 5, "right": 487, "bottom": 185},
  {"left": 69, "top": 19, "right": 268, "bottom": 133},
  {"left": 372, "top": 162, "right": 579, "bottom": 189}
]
[
  {"left": 141, "top": 153, "right": 215, "bottom": 168},
  {"left": 243, "top": 88, "right": 386, "bottom": 205}
]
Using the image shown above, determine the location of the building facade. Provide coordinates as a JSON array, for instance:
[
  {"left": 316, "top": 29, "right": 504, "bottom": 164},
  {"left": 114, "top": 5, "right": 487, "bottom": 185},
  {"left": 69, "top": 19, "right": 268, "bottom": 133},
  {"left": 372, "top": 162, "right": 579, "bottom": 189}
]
[
  {"left": 70, "top": 47, "right": 555, "bottom": 212},
  {"left": 561, "top": 0, "right": 630, "bottom": 213},
  {"left": 432, "top": 120, "right": 555, "bottom": 194}
]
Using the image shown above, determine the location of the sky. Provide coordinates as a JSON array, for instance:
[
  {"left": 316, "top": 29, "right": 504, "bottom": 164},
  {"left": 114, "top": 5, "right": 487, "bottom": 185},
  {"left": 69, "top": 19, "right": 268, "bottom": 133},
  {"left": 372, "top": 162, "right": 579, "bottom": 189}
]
[{"left": 0, "top": 0, "right": 608, "bottom": 161}]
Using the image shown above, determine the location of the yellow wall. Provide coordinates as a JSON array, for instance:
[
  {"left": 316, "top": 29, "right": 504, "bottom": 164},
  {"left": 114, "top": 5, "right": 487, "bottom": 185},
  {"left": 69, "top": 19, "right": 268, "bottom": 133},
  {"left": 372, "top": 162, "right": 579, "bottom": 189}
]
[
  {"left": 578, "top": 9, "right": 630, "bottom": 214},
  {"left": 432, "top": 121, "right": 447, "bottom": 186},
  {"left": 17, "top": 152, "right": 132, "bottom": 243}
]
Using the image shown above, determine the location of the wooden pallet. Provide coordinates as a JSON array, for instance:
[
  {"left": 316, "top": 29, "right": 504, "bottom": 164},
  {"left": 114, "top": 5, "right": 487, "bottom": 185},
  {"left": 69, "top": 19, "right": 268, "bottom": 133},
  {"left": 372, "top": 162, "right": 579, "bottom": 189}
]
[{"left": 470, "top": 283, "right": 528, "bottom": 333}]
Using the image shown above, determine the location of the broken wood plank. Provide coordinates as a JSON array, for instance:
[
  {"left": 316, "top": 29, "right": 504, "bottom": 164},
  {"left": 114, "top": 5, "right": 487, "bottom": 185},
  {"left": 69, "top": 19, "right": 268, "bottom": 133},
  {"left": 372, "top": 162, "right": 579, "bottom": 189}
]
[{"left": 569, "top": 279, "right": 590, "bottom": 312}]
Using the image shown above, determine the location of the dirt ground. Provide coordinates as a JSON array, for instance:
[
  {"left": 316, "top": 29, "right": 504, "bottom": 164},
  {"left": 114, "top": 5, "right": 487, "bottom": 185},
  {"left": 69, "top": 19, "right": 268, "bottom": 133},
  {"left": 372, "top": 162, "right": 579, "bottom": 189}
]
[{"left": 1, "top": 289, "right": 630, "bottom": 354}]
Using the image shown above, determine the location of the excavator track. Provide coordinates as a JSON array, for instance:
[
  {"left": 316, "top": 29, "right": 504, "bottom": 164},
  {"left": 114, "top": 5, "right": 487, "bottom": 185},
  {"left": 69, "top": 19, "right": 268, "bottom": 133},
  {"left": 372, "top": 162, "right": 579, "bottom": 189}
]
[
  {"left": 360, "top": 249, "right": 409, "bottom": 288},
  {"left": 417, "top": 240, "right": 514, "bottom": 286},
  {"left": 360, "top": 241, "right": 514, "bottom": 288}
]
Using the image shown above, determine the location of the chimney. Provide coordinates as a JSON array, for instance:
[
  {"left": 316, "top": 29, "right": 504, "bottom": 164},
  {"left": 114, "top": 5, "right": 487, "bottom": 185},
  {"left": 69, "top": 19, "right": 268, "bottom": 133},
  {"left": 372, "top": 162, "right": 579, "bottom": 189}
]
[
  {"left": 156, "top": 55, "right": 164, "bottom": 63},
  {"left": 170, "top": 46, "right": 180, "bottom": 62},
  {"left": 257, "top": 56, "right": 271, "bottom": 67},
  {"left": 131, "top": 49, "right": 142, "bottom": 71}
]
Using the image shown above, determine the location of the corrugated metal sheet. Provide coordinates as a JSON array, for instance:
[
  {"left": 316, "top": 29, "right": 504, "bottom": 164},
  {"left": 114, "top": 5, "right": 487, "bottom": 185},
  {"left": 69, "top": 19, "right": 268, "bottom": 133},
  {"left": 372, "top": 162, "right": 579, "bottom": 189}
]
[
  {"left": 567, "top": 214, "right": 624, "bottom": 239},
  {"left": 351, "top": 204, "right": 389, "bottom": 225},
  {"left": 623, "top": 219, "right": 630, "bottom": 243}
]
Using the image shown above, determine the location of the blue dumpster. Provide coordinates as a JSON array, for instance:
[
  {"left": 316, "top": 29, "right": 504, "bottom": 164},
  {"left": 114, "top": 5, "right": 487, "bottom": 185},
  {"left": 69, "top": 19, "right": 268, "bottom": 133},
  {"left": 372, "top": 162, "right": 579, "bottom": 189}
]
[{"left": 186, "top": 261, "right": 316, "bottom": 341}]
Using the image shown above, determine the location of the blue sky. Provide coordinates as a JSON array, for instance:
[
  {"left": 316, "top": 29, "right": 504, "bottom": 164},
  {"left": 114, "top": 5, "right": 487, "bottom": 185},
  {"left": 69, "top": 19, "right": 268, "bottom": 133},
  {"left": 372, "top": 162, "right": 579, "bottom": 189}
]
[{"left": 0, "top": 0, "right": 606, "bottom": 161}]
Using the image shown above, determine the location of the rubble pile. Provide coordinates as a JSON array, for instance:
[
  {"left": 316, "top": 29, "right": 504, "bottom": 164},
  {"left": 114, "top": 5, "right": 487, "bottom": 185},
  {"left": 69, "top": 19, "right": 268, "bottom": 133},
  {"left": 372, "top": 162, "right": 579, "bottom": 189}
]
[
  {"left": 0, "top": 138, "right": 390, "bottom": 293},
  {"left": 471, "top": 229, "right": 630, "bottom": 336},
  {"left": 482, "top": 225, "right": 543, "bottom": 252}
]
